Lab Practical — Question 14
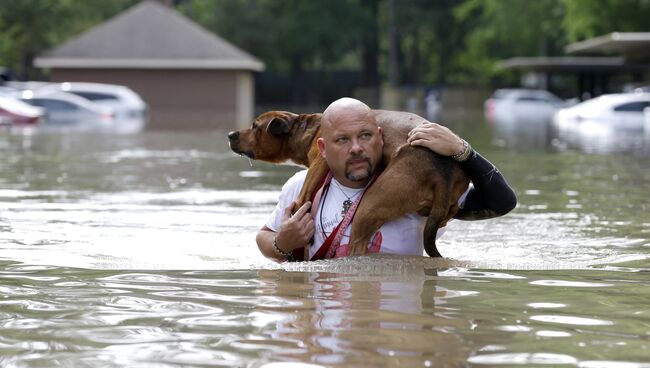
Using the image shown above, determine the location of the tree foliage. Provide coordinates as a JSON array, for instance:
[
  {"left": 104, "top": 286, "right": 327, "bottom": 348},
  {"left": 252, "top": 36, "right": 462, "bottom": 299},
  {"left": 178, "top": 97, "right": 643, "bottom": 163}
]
[
  {"left": 561, "top": 0, "right": 650, "bottom": 41},
  {"left": 453, "top": 0, "right": 567, "bottom": 84},
  {"left": 0, "top": 0, "right": 136, "bottom": 79},
  {"left": 1, "top": 0, "right": 648, "bottom": 88},
  {"left": 189, "top": 0, "right": 371, "bottom": 74}
]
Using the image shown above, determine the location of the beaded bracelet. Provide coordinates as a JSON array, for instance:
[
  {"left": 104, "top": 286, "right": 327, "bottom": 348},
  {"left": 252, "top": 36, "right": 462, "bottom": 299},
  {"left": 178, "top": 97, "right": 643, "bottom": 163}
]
[
  {"left": 451, "top": 139, "right": 472, "bottom": 162},
  {"left": 272, "top": 237, "right": 292, "bottom": 259}
]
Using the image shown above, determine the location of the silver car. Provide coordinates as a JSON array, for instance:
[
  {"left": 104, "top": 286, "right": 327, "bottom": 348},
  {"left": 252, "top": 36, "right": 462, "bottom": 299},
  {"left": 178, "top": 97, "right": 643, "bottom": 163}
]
[
  {"left": 484, "top": 88, "right": 570, "bottom": 125},
  {"left": 19, "top": 90, "right": 115, "bottom": 124}
]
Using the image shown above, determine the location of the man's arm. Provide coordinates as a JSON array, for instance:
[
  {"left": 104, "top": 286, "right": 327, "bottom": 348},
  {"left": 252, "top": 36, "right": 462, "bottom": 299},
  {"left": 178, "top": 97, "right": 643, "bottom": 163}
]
[
  {"left": 257, "top": 201, "right": 314, "bottom": 262},
  {"left": 407, "top": 122, "right": 517, "bottom": 220},
  {"left": 454, "top": 150, "right": 517, "bottom": 220}
]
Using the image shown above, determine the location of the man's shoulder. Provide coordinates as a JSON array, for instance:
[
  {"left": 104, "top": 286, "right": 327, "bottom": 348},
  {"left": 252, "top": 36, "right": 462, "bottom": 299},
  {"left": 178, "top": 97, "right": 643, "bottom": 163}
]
[{"left": 281, "top": 169, "right": 308, "bottom": 191}]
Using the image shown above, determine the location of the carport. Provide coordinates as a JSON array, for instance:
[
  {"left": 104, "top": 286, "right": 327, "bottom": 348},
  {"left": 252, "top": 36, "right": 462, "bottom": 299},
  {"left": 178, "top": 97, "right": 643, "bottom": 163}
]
[
  {"left": 498, "top": 56, "right": 648, "bottom": 99},
  {"left": 498, "top": 32, "right": 650, "bottom": 99}
]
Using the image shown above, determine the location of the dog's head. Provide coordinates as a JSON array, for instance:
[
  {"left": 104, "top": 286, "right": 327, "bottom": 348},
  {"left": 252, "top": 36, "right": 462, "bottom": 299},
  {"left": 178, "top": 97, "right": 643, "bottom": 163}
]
[{"left": 228, "top": 111, "right": 321, "bottom": 165}]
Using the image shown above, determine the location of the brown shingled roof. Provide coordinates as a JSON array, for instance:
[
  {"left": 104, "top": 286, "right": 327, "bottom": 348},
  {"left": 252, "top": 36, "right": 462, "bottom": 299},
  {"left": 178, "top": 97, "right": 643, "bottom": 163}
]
[{"left": 34, "top": 0, "right": 265, "bottom": 71}]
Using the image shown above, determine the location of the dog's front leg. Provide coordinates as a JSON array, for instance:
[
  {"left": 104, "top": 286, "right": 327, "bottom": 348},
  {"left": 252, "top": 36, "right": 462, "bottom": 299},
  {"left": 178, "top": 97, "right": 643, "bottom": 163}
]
[{"left": 296, "top": 155, "right": 328, "bottom": 209}]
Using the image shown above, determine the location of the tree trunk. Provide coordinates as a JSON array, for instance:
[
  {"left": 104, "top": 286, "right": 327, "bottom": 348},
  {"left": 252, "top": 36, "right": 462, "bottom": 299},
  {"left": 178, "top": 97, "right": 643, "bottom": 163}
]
[
  {"left": 361, "top": 0, "right": 379, "bottom": 88},
  {"left": 387, "top": 0, "right": 400, "bottom": 87}
]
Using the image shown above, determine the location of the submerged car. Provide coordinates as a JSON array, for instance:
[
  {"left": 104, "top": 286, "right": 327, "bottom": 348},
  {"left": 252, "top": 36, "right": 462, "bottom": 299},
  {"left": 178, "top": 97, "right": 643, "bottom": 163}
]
[
  {"left": 38, "top": 82, "right": 147, "bottom": 119},
  {"left": 553, "top": 92, "right": 650, "bottom": 133},
  {"left": 0, "top": 96, "right": 45, "bottom": 125},
  {"left": 19, "top": 90, "right": 115, "bottom": 123},
  {"left": 484, "top": 88, "right": 571, "bottom": 124}
]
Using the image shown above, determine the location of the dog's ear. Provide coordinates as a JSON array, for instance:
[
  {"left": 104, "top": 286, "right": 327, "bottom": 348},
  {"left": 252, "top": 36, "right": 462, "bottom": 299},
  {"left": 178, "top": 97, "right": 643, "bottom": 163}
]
[{"left": 266, "top": 116, "right": 292, "bottom": 135}]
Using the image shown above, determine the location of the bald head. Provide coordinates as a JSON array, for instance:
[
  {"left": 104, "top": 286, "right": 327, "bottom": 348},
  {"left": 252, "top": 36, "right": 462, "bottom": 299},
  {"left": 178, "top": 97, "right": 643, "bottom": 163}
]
[
  {"left": 321, "top": 97, "right": 374, "bottom": 133},
  {"left": 317, "top": 97, "right": 383, "bottom": 188}
]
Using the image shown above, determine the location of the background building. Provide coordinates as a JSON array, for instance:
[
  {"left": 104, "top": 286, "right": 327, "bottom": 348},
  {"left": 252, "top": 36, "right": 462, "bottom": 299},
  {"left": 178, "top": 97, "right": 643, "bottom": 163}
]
[{"left": 34, "top": 0, "right": 264, "bottom": 129}]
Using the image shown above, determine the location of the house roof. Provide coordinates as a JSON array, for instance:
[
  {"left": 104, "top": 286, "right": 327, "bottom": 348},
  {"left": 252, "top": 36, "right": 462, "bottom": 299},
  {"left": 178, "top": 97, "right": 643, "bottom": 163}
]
[
  {"left": 34, "top": 0, "right": 265, "bottom": 71},
  {"left": 565, "top": 32, "right": 650, "bottom": 54},
  {"left": 497, "top": 56, "right": 633, "bottom": 72},
  {"left": 498, "top": 56, "right": 650, "bottom": 78}
]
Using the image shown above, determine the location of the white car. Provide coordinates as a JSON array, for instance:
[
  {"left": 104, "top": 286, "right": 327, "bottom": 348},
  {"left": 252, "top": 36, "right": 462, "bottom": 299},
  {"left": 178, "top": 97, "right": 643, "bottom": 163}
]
[
  {"left": 484, "top": 88, "right": 570, "bottom": 124},
  {"left": 643, "top": 107, "right": 650, "bottom": 138},
  {"left": 38, "top": 82, "right": 147, "bottom": 119},
  {"left": 19, "top": 90, "right": 115, "bottom": 123},
  {"left": 553, "top": 92, "right": 650, "bottom": 133},
  {"left": 0, "top": 96, "right": 45, "bottom": 125}
]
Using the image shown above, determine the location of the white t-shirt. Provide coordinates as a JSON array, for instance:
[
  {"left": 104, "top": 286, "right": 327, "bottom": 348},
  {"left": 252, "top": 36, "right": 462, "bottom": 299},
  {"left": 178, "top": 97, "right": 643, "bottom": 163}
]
[{"left": 266, "top": 170, "right": 468, "bottom": 259}]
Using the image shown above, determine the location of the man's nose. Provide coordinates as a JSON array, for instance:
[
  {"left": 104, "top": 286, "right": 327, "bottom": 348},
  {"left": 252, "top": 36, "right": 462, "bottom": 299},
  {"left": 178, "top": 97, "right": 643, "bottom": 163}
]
[{"left": 349, "top": 139, "right": 363, "bottom": 153}]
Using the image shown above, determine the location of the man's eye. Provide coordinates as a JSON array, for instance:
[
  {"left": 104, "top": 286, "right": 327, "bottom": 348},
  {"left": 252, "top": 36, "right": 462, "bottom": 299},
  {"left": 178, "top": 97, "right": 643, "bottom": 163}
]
[
  {"left": 336, "top": 137, "right": 348, "bottom": 144},
  {"left": 360, "top": 132, "right": 372, "bottom": 139}
]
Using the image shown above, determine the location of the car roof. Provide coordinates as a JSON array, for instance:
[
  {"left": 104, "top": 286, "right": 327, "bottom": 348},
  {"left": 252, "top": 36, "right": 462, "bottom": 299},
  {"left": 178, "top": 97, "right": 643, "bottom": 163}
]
[
  {"left": 566, "top": 92, "right": 650, "bottom": 113},
  {"left": 23, "top": 90, "right": 114, "bottom": 113},
  {"left": 492, "top": 88, "right": 560, "bottom": 99},
  {"left": 38, "top": 82, "right": 143, "bottom": 102}
]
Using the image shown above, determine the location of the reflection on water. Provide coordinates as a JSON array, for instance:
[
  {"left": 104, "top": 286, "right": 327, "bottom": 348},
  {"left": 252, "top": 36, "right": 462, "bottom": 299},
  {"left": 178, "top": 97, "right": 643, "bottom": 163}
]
[
  {"left": 490, "top": 113, "right": 650, "bottom": 154},
  {"left": 1, "top": 261, "right": 650, "bottom": 367},
  {"left": 0, "top": 115, "right": 649, "bottom": 367}
]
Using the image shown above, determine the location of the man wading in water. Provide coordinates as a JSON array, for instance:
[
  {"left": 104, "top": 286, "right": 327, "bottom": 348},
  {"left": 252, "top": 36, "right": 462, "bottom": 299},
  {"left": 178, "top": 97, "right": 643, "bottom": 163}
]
[{"left": 257, "top": 97, "right": 516, "bottom": 261}]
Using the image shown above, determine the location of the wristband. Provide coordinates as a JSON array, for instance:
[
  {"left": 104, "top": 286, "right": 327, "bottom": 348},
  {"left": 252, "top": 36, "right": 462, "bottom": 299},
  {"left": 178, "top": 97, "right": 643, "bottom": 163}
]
[
  {"left": 451, "top": 139, "right": 472, "bottom": 162},
  {"left": 272, "top": 237, "right": 292, "bottom": 258}
]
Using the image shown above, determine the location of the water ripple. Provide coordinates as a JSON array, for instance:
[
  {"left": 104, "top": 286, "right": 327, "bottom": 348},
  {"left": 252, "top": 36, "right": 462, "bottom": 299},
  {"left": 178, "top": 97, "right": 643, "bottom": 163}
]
[
  {"left": 468, "top": 352, "right": 578, "bottom": 365},
  {"left": 579, "top": 361, "right": 650, "bottom": 368},
  {"left": 530, "top": 315, "right": 613, "bottom": 326},
  {"left": 530, "top": 280, "right": 614, "bottom": 287}
]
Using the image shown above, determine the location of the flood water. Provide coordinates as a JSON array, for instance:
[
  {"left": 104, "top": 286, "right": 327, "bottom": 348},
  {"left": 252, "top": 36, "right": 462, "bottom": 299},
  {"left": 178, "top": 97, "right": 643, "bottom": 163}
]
[{"left": 0, "top": 113, "right": 649, "bottom": 367}]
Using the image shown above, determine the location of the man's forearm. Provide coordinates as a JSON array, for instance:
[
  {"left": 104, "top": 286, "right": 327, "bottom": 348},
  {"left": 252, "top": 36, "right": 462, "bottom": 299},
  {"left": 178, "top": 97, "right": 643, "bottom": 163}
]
[
  {"left": 454, "top": 150, "right": 517, "bottom": 220},
  {"left": 256, "top": 228, "right": 288, "bottom": 262}
]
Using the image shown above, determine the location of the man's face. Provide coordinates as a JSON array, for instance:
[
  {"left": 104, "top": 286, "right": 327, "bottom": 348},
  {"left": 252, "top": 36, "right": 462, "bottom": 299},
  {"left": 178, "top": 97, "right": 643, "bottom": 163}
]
[{"left": 317, "top": 113, "right": 383, "bottom": 188}]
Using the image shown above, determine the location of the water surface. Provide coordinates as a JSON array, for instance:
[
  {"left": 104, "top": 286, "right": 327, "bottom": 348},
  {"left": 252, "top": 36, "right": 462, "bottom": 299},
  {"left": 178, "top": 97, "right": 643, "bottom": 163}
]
[{"left": 0, "top": 115, "right": 649, "bottom": 367}]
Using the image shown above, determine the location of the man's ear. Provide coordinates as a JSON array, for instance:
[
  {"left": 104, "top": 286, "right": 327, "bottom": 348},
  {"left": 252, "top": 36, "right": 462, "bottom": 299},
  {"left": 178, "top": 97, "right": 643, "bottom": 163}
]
[
  {"left": 378, "top": 127, "right": 384, "bottom": 147},
  {"left": 317, "top": 137, "right": 326, "bottom": 158},
  {"left": 266, "top": 116, "right": 291, "bottom": 135}
]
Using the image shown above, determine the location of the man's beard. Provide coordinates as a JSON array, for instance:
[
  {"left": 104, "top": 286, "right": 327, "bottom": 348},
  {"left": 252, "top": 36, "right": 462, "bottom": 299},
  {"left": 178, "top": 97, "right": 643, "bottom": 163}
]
[
  {"left": 345, "top": 156, "right": 373, "bottom": 182},
  {"left": 346, "top": 168, "right": 372, "bottom": 182}
]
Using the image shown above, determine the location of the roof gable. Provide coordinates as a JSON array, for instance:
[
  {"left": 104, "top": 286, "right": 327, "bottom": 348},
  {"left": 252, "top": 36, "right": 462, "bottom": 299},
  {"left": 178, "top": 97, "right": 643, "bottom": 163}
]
[{"left": 34, "top": 1, "right": 264, "bottom": 71}]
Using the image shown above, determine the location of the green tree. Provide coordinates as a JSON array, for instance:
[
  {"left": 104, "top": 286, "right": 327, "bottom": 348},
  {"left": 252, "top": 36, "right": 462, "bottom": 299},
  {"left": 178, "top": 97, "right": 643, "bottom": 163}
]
[
  {"left": 0, "top": 0, "right": 136, "bottom": 80},
  {"left": 453, "top": 0, "right": 566, "bottom": 85},
  {"left": 189, "top": 0, "right": 374, "bottom": 103},
  {"left": 190, "top": 0, "right": 370, "bottom": 73},
  {"left": 383, "top": 0, "right": 468, "bottom": 85},
  {"left": 561, "top": 0, "right": 650, "bottom": 42}
]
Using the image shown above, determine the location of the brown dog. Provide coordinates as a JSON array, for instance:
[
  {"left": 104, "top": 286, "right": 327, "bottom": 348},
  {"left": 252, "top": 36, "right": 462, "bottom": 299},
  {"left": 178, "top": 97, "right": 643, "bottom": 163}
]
[{"left": 228, "top": 110, "right": 469, "bottom": 258}]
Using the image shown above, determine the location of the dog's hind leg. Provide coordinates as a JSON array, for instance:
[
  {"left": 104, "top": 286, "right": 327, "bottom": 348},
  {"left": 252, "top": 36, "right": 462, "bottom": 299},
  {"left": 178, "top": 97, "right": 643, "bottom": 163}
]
[{"left": 423, "top": 205, "right": 446, "bottom": 257}]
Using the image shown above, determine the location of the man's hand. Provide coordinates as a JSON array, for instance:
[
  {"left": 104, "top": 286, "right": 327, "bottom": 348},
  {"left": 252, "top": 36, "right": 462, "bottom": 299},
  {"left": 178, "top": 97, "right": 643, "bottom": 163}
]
[
  {"left": 407, "top": 122, "right": 465, "bottom": 157},
  {"left": 275, "top": 201, "right": 315, "bottom": 253}
]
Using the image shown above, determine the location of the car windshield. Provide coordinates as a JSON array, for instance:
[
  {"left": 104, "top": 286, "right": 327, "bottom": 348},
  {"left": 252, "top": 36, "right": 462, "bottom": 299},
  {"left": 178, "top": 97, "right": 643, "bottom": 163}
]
[
  {"left": 26, "top": 98, "right": 79, "bottom": 111},
  {"left": 70, "top": 91, "right": 119, "bottom": 102},
  {"left": 613, "top": 101, "right": 650, "bottom": 112},
  {"left": 515, "top": 95, "right": 559, "bottom": 103}
]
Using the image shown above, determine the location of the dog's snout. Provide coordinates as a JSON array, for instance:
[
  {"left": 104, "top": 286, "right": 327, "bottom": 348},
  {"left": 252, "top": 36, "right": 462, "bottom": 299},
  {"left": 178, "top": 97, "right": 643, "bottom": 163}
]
[{"left": 228, "top": 131, "right": 239, "bottom": 141}]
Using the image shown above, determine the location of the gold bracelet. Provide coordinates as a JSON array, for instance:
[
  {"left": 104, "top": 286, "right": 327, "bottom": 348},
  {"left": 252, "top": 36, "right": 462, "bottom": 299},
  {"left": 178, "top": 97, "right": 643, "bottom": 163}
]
[
  {"left": 272, "top": 237, "right": 292, "bottom": 258},
  {"left": 451, "top": 139, "right": 472, "bottom": 162}
]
